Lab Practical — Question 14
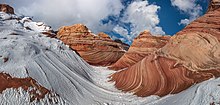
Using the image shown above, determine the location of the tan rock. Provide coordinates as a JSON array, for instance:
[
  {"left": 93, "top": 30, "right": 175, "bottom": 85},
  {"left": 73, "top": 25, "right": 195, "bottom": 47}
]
[
  {"left": 98, "top": 32, "right": 111, "bottom": 39},
  {"left": 160, "top": 32, "right": 220, "bottom": 71},
  {"left": 0, "top": 4, "right": 14, "bottom": 14}
]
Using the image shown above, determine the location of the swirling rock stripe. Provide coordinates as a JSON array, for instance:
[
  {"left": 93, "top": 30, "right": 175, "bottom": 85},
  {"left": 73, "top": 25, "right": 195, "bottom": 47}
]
[{"left": 110, "top": 54, "right": 218, "bottom": 97}]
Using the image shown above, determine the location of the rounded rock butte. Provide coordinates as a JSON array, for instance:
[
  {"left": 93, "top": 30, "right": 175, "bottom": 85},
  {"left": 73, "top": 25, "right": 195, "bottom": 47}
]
[
  {"left": 57, "top": 24, "right": 129, "bottom": 66},
  {"left": 110, "top": 0, "right": 220, "bottom": 97}
]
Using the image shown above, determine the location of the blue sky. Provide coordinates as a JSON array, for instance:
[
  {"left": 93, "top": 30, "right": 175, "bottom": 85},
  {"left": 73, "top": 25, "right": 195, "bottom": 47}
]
[
  {"left": 2, "top": 0, "right": 210, "bottom": 44},
  {"left": 148, "top": 0, "right": 209, "bottom": 35},
  {"left": 102, "top": 0, "right": 209, "bottom": 44}
]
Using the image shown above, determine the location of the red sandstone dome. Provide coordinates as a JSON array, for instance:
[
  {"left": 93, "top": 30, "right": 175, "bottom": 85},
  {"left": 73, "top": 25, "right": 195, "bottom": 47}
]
[
  {"left": 110, "top": 0, "right": 220, "bottom": 97},
  {"left": 109, "top": 30, "right": 170, "bottom": 70},
  {"left": 57, "top": 24, "right": 129, "bottom": 66}
]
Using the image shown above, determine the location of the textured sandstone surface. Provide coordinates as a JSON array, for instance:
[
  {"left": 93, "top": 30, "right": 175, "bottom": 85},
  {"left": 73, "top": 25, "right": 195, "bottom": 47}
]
[
  {"left": 110, "top": 0, "right": 220, "bottom": 97},
  {"left": 57, "top": 24, "right": 129, "bottom": 66},
  {"left": 109, "top": 30, "right": 170, "bottom": 70},
  {"left": 110, "top": 54, "right": 219, "bottom": 97},
  {"left": 0, "top": 4, "right": 14, "bottom": 14},
  {"left": 160, "top": 32, "right": 220, "bottom": 71}
]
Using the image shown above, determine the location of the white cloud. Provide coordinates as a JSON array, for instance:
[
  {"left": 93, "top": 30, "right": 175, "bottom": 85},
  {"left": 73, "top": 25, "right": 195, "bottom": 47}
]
[
  {"left": 113, "top": 25, "right": 129, "bottom": 36},
  {"left": 179, "top": 19, "right": 190, "bottom": 25},
  {"left": 119, "top": 1, "right": 165, "bottom": 42},
  {"left": 171, "top": 0, "right": 202, "bottom": 25},
  {"left": 171, "top": 0, "right": 194, "bottom": 11},
  {"left": 5, "top": 0, "right": 124, "bottom": 32},
  {"left": 4, "top": 0, "right": 164, "bottom": 44}
]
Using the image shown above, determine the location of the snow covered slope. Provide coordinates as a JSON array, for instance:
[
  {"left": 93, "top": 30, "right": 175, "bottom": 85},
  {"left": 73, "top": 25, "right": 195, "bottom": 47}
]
[{"left": 1, "top": 12, "right": 220, "bottom": 105}]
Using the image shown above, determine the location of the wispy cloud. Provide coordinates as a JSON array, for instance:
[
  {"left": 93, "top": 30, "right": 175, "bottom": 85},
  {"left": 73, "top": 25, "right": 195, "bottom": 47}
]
[{"left": 171, "top": 0, "right": 203, "bottom": 25}]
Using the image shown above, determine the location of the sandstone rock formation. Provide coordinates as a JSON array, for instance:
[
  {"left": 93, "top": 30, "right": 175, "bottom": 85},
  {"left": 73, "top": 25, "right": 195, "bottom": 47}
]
[
  {"left": 0, "top": 4, "right": 14, "bottom": 14},
  {"left": 110, "top": 0, "right": 220, "bottom": 97},
  {"left": 57, "top": 24, "right": 129, "bottom": 66},
  {"left": 0, "top": 73, "right": 49, "bottom": 101},
  {"left": 160, "top": 32, "right": 220, "bottom": 71},
  {"left": 97, "top": 32, "right": 111, "bottom": 39},
  {"left": 109, "top": 30, "right": 170, "bottom": 70}
]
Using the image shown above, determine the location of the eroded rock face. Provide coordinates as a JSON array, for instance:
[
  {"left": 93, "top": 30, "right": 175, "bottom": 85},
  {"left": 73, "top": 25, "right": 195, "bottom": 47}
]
[
  {"left": 110, "top": 0, "right": 220, "bottom": 97},
  {"left": 109, "top": 30, "right": 170, "bottom": 70},
  {"left": 57, "top": 24, "right": 128, "bottom": 66},
  {"left": 0, "top": 4, "right": 14, "bottom": 14}
]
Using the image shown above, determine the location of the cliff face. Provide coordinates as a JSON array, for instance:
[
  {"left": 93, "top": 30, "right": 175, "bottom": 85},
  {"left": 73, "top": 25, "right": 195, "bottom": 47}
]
[
  {"left": 109, "top": 30, "right": 170, "bottom": 70},
  {"left": 0, "top": 4, "right": 14, "bottom": 14},
  {"left": 57, "top": 24, "right": 129, "bottom": 66},
  {"left": 110, "top": 0, "right": 220, "bottom": 97}
]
